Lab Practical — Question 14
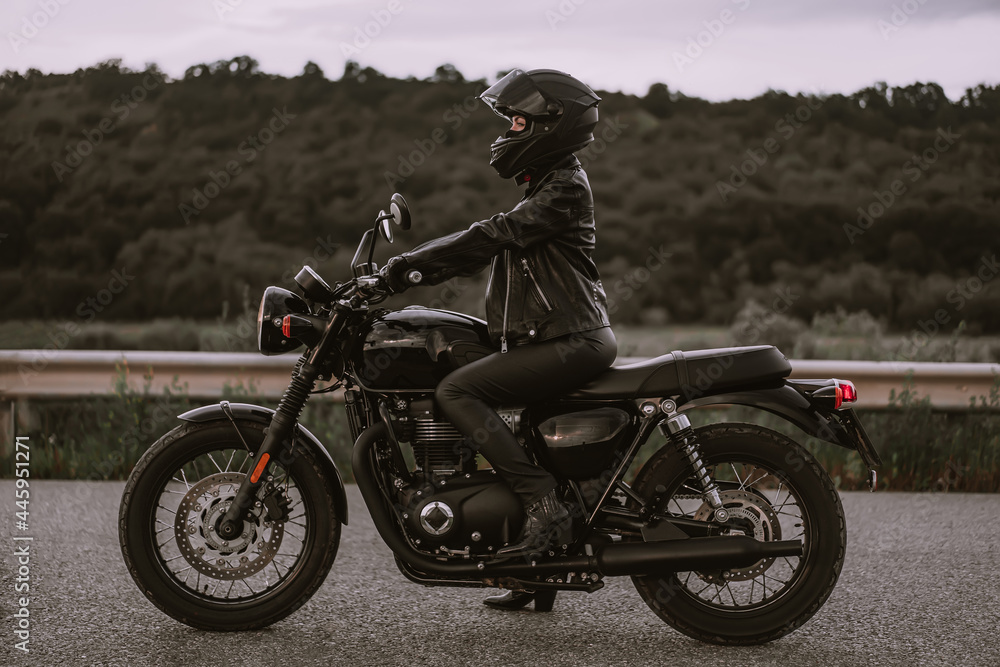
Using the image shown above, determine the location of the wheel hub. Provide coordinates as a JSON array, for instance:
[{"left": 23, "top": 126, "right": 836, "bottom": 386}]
[
  {"left": 173, "top": 472, "right": 285, "bottom": 580},
  {"left": 693, "top": 489, "right": 782, "bottom": 583}
]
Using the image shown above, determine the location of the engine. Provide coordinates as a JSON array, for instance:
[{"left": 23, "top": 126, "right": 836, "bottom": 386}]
[
  {"left": 387, "top": 397, "right": 636, "bottom": 556},
  {"left": 392, "top": 399, "right": 524, "bottom": 555}
]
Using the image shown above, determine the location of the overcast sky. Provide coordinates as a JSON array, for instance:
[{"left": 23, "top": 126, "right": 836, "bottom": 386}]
[{"left": 3, "top": 0, "right": 999, "bottom": 101}]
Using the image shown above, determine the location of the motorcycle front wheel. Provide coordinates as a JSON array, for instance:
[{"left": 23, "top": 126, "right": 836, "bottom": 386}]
[
  {"left": 631, "top": 422, "right": 846, "bottom": 645},
  {"left": 119, "top": 419, "right": 341, "bottom": 631}
]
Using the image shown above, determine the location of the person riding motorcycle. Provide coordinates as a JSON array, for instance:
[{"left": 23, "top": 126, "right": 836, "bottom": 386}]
[{"left": 382, "top": 69, "right": 616, "bottom": 611}]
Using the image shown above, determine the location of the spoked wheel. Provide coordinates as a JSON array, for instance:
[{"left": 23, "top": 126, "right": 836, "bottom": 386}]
[
  {"left": 119, "top": 420, "right": 341, "bottom": 630},
  {"left": 631, "top": 423, "right": 846, "bottom": 645}
]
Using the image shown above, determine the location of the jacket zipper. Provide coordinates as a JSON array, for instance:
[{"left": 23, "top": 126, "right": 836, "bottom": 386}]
[
  {"left": 520, "top": 257, "right": 553, "bottom": 312},
  {"left": 501, "top": 249, "right": 511, "bottom": 353}
]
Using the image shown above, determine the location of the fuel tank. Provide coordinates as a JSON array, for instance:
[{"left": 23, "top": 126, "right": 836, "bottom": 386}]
[{"left": 352, "top": 306, "right": 494, "bottom": 391}]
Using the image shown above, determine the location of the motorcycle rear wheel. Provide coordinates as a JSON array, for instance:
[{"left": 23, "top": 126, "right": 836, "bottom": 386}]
[
  {"left": 119, "top": 419, "right": 341, "bottom": 630},
  {"left": 631, "top": 422, "right": 846, "bottom": 645}
]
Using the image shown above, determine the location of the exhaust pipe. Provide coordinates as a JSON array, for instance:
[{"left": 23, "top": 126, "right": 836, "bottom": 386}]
[{"left": 592, "top": 536, "right": 802, "bottom": 576}]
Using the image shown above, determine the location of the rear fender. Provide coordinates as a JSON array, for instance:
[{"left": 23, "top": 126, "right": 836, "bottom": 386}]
[
  {"left": 678, "top": 383, "right": 880, "bottom": 467},
  {"left": 178, "top": 401, "right": 349, "bottom": 525}
]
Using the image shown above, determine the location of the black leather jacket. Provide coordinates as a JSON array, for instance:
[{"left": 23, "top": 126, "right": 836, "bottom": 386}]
[{"left": 399, "top": 154, "right": 611, "bottom": 350}]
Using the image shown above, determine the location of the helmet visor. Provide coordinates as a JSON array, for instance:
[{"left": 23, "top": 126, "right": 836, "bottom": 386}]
[{"left": 480, "top": 69, "right": 555, "bottom": 118}]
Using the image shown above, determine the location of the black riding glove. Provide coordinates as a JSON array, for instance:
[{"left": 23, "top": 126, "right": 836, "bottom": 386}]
[{"left": 382, "top": 256, "right": 412, "bottom": 294}]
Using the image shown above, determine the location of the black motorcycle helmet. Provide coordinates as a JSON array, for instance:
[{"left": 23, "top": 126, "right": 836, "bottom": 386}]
[{"left": 479, "top": 69, "right": 601, "bottom": 179}]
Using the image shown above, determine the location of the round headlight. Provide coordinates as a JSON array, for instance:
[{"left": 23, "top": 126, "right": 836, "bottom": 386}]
[{"left": 256, "top": 287, "right": 309, "bottom": 355}]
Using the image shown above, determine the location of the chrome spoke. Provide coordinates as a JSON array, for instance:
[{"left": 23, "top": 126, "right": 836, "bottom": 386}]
[
  {"left": 237, "top": 455, "right": 251, "bottom": 474},
  {"left": 744, "top": 469, "right": 770, "bottom": 490},
  {"left": 725, "top": 582, "right": 738, "bottom": 606},
  {"left": 731, "top": 463, "right": 747, "bottom": 489}
]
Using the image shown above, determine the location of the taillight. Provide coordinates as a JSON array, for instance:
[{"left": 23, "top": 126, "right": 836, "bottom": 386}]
[{"left": 835, "top": 380, "right": 858, "bottom": 409}]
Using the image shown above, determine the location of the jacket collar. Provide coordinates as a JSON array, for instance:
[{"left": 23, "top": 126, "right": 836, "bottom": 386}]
[{"left": 515, "top": 153, "right": 581, "bottom": 192}]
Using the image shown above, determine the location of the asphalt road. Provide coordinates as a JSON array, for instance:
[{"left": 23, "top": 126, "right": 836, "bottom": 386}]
[{"left": 1, "top": 482, "right": 997, "bottom": 667}]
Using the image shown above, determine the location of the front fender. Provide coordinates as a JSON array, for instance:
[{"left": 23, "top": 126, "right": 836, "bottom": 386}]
[{"left": 178, "top": 401, "right": 349, "bottom": 525}]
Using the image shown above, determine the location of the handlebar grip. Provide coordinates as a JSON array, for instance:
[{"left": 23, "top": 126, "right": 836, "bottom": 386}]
[{"left": 406, "top": 270, "right": 422, "bottom": 285}]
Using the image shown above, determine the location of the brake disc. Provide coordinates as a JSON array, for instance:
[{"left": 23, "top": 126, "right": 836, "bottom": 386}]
[
  {"left": 692, "top": 489, "right": 782, "bottom": 583},
  {"left": 172, "top": 472, "right": 285, "bottom": 581}
]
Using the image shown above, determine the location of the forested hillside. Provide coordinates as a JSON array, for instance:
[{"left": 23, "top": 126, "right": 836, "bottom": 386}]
[{"left": 1, "top": 58, "right": 998, "bottom": 332}]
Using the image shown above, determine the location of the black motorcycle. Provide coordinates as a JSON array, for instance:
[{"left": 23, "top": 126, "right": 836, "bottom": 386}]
[{"left": 119, "top": 194, "right": 881, "bottom": 645}]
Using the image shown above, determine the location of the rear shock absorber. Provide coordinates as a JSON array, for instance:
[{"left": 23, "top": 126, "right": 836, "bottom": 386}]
[{"left": 657, "top": 399, "right": 730, "bottom": 524}]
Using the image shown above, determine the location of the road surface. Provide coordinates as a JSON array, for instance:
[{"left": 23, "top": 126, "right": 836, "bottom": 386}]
[{"left": 1, "top": 482, "right": 997, "bottom": 666}]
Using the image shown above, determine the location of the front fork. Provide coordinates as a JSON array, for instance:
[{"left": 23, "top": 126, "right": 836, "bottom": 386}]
[
  {"left": 657, "top": 400, "right": 730, "bottom": 524},
  {"left": 216, "top": 306, "right": 349, "bottom": 540},
  {"left": 216, "top": 360, "right": 319, "bottom": 539}
]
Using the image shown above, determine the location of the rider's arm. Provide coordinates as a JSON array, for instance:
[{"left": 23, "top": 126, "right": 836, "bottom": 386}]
[{"left": 391, "top": 177, "right": 580, "bottom": 287}]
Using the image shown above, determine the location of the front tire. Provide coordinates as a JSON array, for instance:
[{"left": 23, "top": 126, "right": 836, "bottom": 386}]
[
  {"left": 631, "top": 423, "right": 846, "bottom": 645},
  {"left": 119, "top": 420, "right": 341, "bottom": 630}
]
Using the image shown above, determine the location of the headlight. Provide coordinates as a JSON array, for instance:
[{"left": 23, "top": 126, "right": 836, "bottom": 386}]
[{"left": 256, "top": 286, "right": 309, "bottom": 355}]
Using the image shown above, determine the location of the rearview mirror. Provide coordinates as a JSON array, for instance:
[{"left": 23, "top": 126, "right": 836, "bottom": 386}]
[{"left": 389, "top": 193, "right": 411, "bottom": 230}]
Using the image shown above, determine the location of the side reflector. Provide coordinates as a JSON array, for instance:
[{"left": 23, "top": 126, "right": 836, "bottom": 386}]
[
  {"left": 250, "top": 453, "right": 270, "bottom": 483},
  {"left": 282, "top": 315, "right": 292, "bottom": 338}
]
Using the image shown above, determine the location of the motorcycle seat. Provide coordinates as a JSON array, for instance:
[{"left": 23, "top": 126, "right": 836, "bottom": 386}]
[{"left": 565, "top": 345, "right": 791, "bottom": 401}]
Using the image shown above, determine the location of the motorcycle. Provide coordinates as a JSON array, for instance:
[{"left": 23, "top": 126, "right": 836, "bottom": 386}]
[{"left": 119, "top": 194, "right": 882, "bottom": 645}]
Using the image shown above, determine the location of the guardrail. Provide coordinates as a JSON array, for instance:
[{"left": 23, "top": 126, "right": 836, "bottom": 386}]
[{"left": 1, "top": 350, "right": 998, "bottom": 410}]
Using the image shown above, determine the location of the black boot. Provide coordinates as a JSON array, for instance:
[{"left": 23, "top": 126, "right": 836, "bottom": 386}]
[
  {"left": 496, "top": 490, "right": 572, "bottom": 558},
  {"left": 484, "top": 589, "right": 557, "bottom": 612}
]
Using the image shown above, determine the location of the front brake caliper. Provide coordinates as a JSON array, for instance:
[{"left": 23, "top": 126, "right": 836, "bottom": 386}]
[{"left": 261, "top": 483, "right": 292, "bottom": 522}]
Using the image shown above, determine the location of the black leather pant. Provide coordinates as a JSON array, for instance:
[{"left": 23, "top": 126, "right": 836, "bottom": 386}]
[{"left": 435, "top": 326, "right": 617, "bottom": 505}]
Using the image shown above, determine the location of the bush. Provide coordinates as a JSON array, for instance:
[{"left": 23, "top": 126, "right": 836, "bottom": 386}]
[
  {"left": 857, "top": 376, "right": 1000, "bottom": 491},
  {"left": 729, "top": 299, "right": 808, "bottom": 354},
  {"left": 793, "top": 307, "right": 887, "bottom": 359}
]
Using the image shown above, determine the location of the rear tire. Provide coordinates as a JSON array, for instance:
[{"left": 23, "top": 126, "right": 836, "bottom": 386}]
[
  {"left": 631, "top": 423, "right": 846, "bottom": 645},
  {"left": 119, "top": 420, "right": 341, "bottom": 630}
]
